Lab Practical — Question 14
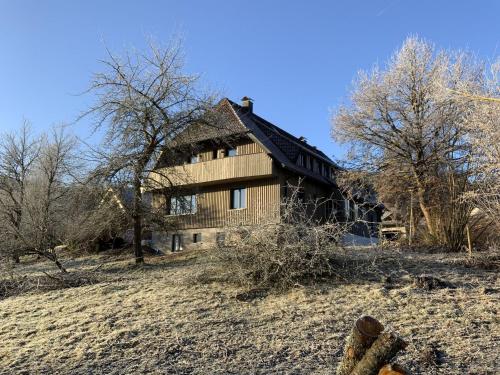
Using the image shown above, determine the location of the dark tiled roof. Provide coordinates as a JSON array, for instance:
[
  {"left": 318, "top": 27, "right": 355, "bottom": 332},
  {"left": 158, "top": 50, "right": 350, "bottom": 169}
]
[
  {"left": 224, "top": 98, "right": 339, "bottom": 185},
  {"left": 160, "top": 97, "right": 340, "bottom": 185},
  {"left": 171, "top": 100, "right": 248, "bottom": 145}
]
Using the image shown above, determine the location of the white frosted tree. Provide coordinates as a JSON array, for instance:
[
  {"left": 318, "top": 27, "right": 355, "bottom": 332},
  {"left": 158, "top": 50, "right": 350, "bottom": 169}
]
[{"left": 332, "top": 37, "right": 488, "bottom": 249}]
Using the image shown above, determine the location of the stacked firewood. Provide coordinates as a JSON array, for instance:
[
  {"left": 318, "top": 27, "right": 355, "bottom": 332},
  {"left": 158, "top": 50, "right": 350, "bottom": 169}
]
[{"left": 336, "top": 316, "right": 408, "bottom": 375}]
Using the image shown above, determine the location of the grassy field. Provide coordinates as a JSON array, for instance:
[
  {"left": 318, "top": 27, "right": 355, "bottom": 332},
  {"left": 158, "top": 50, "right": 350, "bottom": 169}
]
[{"left": 0, "top": 248, "right": 498, "bottom": 374}]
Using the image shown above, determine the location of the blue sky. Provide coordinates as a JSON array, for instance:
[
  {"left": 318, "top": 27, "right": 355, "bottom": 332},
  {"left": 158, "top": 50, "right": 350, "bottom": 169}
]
[{"left": 0, "top": 0, "right": 498, "bottom": 160}]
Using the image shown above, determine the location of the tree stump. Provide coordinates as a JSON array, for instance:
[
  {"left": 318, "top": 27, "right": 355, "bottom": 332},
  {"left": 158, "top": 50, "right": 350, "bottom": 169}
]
[
  {"left": 351, "top": 331, "right": 407, "bottom": 375},
  {"left": 336, "top": 316, "right": 385, "bottom": 375}
]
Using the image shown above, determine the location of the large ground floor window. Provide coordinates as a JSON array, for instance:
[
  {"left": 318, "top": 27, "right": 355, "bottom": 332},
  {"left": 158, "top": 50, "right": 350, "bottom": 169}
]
[{"left": 170, "top": 195, "right": 197, "bottom": 215}]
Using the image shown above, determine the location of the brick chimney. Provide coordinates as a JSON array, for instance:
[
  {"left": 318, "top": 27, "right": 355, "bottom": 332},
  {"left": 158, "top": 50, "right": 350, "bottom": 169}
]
[{"left": 241, "top": 96, "right": 253, "bottom": 113}]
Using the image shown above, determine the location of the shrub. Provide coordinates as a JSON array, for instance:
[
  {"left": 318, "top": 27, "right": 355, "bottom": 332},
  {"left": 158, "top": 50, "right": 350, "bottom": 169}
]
[{"left": 214, "top": 186, "right": 347, "bottom": 290}]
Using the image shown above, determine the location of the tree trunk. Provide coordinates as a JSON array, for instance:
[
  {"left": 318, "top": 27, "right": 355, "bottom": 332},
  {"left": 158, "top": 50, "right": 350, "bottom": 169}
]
[
  {"left": 133, "top": 175, "right": 144, "bottom": 264},
  {"left": 39, "top": 250, "right": 68, "bottom": 273},
  {"left": 411, "top": 168, "right": 435, "bottom": 238},
  {"left": 54, "top": 258, "right": 68, "bottom": 273},
  {"left": 351, "top": 331, "right": 407, "bottom": 375},
  {"left": 416, "top": 186, "right": 435, "bottom": 237},
  {"left": 336, "top": 316, "right": 385, "bottom": 375}
]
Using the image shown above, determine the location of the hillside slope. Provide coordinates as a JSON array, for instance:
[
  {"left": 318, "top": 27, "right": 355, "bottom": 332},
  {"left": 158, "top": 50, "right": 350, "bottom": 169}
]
[{"left": 0, "top": 249, "right": 498, "bottom": 374}]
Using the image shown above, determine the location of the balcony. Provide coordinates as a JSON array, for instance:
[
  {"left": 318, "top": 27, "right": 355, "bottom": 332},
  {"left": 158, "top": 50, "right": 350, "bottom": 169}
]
[{"left": 150, "top": 152, "right": 274, "bottom": 187}]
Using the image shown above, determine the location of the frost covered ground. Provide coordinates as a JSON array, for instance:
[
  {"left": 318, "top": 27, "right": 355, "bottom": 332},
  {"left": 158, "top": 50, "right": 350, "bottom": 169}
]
[{"left": 0, "top": 248, "right": 498, "bottom": 374}]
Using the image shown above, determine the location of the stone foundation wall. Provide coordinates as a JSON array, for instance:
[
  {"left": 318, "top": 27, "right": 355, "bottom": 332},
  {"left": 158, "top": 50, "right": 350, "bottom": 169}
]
[{"left": 152, "top": 227, "right": 225, "bottom": 252}]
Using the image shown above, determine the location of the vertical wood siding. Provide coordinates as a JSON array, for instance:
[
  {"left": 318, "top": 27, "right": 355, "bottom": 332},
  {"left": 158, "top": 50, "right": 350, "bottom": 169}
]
[
  {"left": 197, "top": 139, "right": 264, "bottom": 161},
  {"left": 162, "top": 177, "right": 280, "bottom": 229},
  {"left": 237, "top": 141, "right": 265, "bottom": 155}
]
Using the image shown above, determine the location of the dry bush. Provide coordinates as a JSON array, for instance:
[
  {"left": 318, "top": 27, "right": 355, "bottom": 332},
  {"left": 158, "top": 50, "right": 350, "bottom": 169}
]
[
  {"left": 452, "top": 245, "right": 500, "bottom": 271},
  {"left": 0, "top": 269, "right": 103, "bottom": 299},
  {"left": 214, "top": 186, "right": 347, "bottom": 291}
]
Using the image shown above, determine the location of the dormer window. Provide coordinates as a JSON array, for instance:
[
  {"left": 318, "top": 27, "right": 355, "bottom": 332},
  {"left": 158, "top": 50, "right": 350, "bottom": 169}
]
[{"left": 225, "top": 148, "right": 237, "bottom": 157}]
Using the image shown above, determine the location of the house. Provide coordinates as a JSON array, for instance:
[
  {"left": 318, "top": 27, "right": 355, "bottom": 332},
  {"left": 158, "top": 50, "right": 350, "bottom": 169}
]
[{"left": 149, "top": 97, "right": 380, "bottom": 252}]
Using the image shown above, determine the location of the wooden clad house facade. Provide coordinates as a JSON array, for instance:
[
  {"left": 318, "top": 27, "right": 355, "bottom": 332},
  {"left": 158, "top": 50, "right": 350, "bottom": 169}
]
[{"left": 149, "top": 97, "right": 380, "bottom": 252}]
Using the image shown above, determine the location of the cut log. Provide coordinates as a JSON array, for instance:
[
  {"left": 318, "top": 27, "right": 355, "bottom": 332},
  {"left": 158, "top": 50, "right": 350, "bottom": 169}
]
[
  {"left": 351, "top": 331, "right": 407, "bottom": 375},
  {"left": 336, "top": 316, "right": 384, "bottom": 375},
  {"left": 378, "top": 363, "right": 407, "bottom": 375}
]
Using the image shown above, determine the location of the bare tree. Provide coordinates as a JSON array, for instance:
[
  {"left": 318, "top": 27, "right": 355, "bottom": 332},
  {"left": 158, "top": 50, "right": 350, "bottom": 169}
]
[
  {"left": 0, "top": 121, "right": 40, "bottom": 263},
  {"left": 25, "top": 127, "right": 78, "bottom": 271},
  {"left": 332, "top": 36, "right": 484, "bottom": 250},
  {"left": 82, "top": 39, "right": 218, "bottom": 264},
  {"left": 0, "top": 124, "right": 79, "bottom": 272}
]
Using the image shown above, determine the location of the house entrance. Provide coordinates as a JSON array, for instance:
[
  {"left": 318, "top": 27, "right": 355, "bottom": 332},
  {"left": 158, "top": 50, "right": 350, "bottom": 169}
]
[{"left": 171, "top": 234, "right": 183, "bottom": 251}]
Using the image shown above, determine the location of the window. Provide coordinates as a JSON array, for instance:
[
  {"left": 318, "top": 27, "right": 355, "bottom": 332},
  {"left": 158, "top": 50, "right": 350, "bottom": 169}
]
[
  {"left": 326, "top": 200, "right": 335, "bottom": 220},
  {"left": 297, "top": 154, "right": 305, "bottom": 167},
  {"left": 193, "top": 233, "right": 202, "bottom": 243},
  {"left": 351, "top": 202, "right": 358, "bottom": 221},
  {"left": 170, "top": 195, "right": 197, "bottom": 215},
  {"left": 321, "top": 164, "right": 327, "bottom": 176},
  {"left": 358, "top": 206, "right": 364, "bottom": 220},
  {"left": 212, "top": 149, "right": 218, "bottom": 159},
  {"left": 188, "top": 155, "right": 199, "bottom": 164},
  {"left": 298, "top": 189, "right": 306, "bottom": 203},
  {"left": 313, "top": 159, "right": 319, "bottom": 173},
  {"left": 225, "top": 148, "right": 237, "bottom": 157},
  {"left": 344, "top": 199, "right": 350, "bottom": 221},
  {"left": 230, "top": 188, "right": 246, "bottom": 209}
]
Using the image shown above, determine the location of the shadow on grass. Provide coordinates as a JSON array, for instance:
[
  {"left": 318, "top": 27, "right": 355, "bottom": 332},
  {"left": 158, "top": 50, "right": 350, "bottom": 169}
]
[
  {"left": 326, "top": 248, "right": 498, "bottom": 290},
  {"left": 97, "top": 249, "right": 208, "bottom": 275}
]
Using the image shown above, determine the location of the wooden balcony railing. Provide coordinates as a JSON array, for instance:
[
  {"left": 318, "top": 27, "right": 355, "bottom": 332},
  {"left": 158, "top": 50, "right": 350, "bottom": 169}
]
[{"left": 150, "top": 152, "right": 274, "bottom": 187}]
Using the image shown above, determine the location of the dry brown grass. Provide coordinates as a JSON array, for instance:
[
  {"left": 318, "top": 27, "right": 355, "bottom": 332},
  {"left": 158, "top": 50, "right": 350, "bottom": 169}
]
[{"left": 0, "top": 248, "right": 498, "bottom": 374}]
